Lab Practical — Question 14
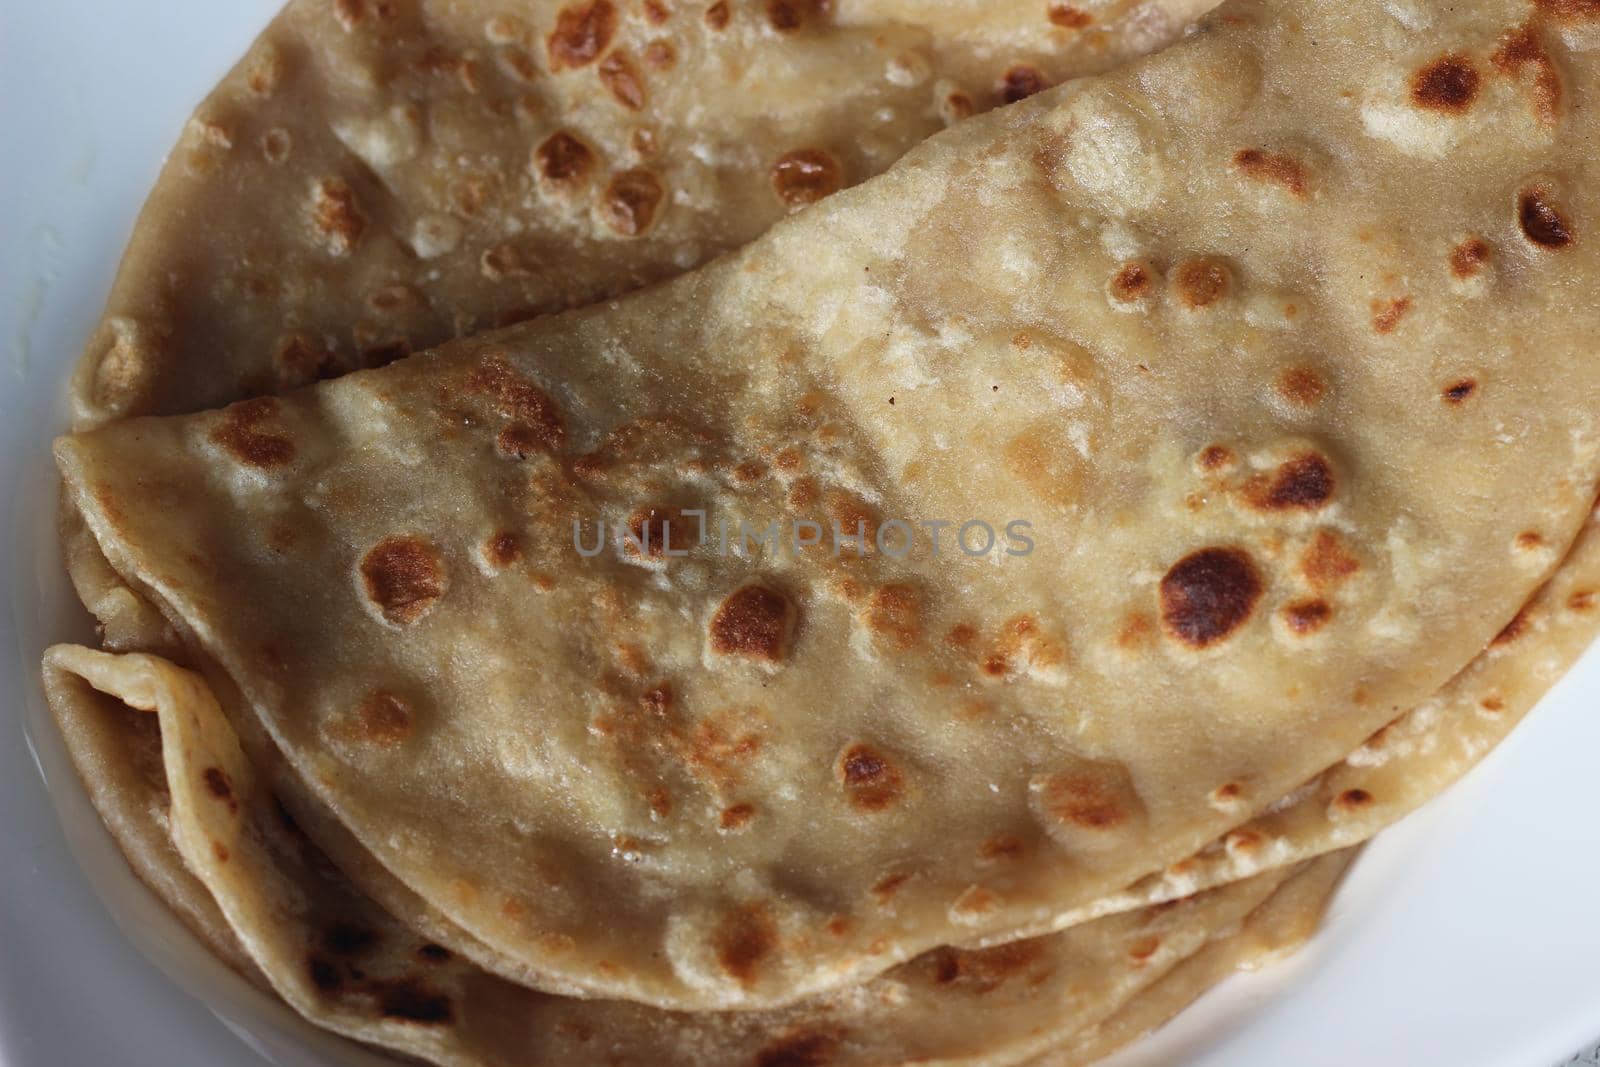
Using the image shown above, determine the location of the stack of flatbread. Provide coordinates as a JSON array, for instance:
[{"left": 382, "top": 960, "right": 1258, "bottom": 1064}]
[{"left": 40, "top": 0, "right": 1600, "bottom": 1062}]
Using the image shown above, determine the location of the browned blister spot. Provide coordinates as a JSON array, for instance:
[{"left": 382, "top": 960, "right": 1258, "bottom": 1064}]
[
  {"left": 1371, "top": 295, "right": 1413, "bottom": 334},
  {"left": 1282, "top": 597, "right": 1332, "bottom": 635},
  {"left": 772, "top": 149, "right": 843, "bottom": 210},
  {"left": 978, "top": 833, "right": 1026, "bottom": 860},
  {"left": 548, "top": 0, "right": 617, "bottom": 70},
  {"left": 1197, "top": 444, "right": 1235, "bottom": 472},
  {"left": 626, "top": 505, "right": 697, "bottom": 558},
  {"left": 1032, "top": 762, "right": 1143, "bottom": 845},
  {"left": 1048, "top": 3, "right": 1093, "bottom": 28},
  {"left": 599, "top": 168, "right": 665, "bottom": 235},
  {"left": 484, "top": 531, "right": 522, "bottom": 568},
  {"left": 1493, "top": 23, "right": 1563, "bottom": 126},
  {"left": 1443, "top": 378, "right": 1477, "bottom": 404},
  {"left": 1172, "top": 257, "right": 1231, "bottom": 309},
  {"left": 1519, "top": 188, "right": 1574, "bottom": 249},
  {"left": 1128, "top": 935, "right": 1162, "bottom": 963},
  {"left": 360, "top": 537, "right": 447, "bottom": 625},
  {"left": 864, "top": 583, "right": 921, "bottom": 652},
  {"left": 212, "top": 841, "right": 230, "bottom": 862},
  {"left": 1109, "top": 261, "right": 1154, "bottom": 302},
  {"left": 928, "top": 939, "right": 1046, "bottom": 991},
  {"left": 767, "top": 0, "right": 824, "bottom": 30},
  {"left": 1449, "top": 236, "right": 1492, "bottom": 279},
  {"left": 715, "top": 903, "right": 779, "bottom": 986},
  {"left": 837, "top": 743, "right": 905, "bottom": 812},
  {"left": 210, "top": 396, "right": 294, "bottom": 468},
  {"left": 1409, "top": 53, "right": 1481, "bottom": 112},
  {"left": 1232, "top": 148, "right": 1309, "bottom": 197},
  {"left": 1300, "top": 530, "right": 1359, "bottom": 590},
  {"left": 309, "top": 178, "right": 365, "bottom": 255},
  {"left": 465, "top": 353, "right": 567, "bottom": 451},
  {"left": 1568, "top": 589, "right": 1597, "bottom": 612},
  {"left": 349, "top": 690, "right": 415, "bottom": 746},
  {"left": 709, "top": 584, "right": 797, "bottom": 662},
  {"left": 1246, "top": 452, "right": 1335, "bottom": 511},
  {"left": 598, "top": 49, "right": 645, "bottom": 109},
  {"left": 1000, "top": 65, "right": 1048, "bottom": 103},
  {"left": 1160, "top": 547, "right": 1262, "bottom": 647},
  {"left": 720, "top": 802, "right": 756, "bottom": 830},
  {"left": 535, "top": 130, "right": 596, "bottom": 185},
  {"left": 1277, "top": 366, "right": 1326, "bottom": 407},
  {"left": 705, "top": 0, "right": 731, "bottom": 28},
  {"left": 756, "top": 1031, "right": 840, "bottom": 1067},
  {"left": 203, "top": 767, "right": 237, "bottom": 812},
  {"left": 1515, "top": 531, "right": 1544, "bottom": 551},
  {"left": 1333, "top": 787, "right": 1374, "bottom": 812}
]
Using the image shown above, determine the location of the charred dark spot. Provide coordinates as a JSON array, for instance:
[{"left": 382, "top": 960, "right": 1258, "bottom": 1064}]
[
  {"left": 710, "top": 584, "right": 796, "bottom": 662},
  {"left": 210, "top": 397, "right": 294, "bottom": 469},
  {"left": 767, "top": 0, "right": 825, "bottom": 30},
  {"left": 322, "top": 923, "right": 379, "bottom": 957},
  {"left": 1000, "top": 65, "right": 1048, "bottom": 104},
  {"left": 1519, "top": 188, "right": 1574, "bottom": 248},
  {"left": 202, "top": 767, "right": 235, "bottom": 808},
  {"left": 308, "top": 955, "right": 343, "bottom": 992},
  {"left": 1159, "top": 547, "right": 1263, "bottom": 648},
  {"left": 547, "top": 0, "right": 617, "bottom": 70},
  {"left": 1409, "top": 54, "right": 1481, "bottom": 112},
  {"left": 771, "top": 149, "right": 843, "bottom": 209},
  {"left": 360, "top": 537, "right": 447, "bottom": 625},
  {"left": 1248, "top": 453, "right": 1335, "bottom": 511},
  {"left": 416, "top": 943, "right": 453, "bottom": 963},
  {"left": 1443, "top": 378, "right": 1477, "bottom": 404},
  {"left": 837, "top": 743, "right": 904, "bottom": 812},
  {"left": 535, "top": 130, "right": 596, "bottom": 185},
  {"left": 1233, "top": 148, "right": 1309, "bottom": 197},
  {"left": 372, "top": 979, "right": 453, "bottom": 1024},
  {"left": 598, "top": 168, "right": 665, "bottom": 236},
  {"left": 484, "top": 531, "right": 522, "bottom": 568},
  {"left": 1336, "top": 787, "right": 1374, "bottom": 809},
  {"left": 757, "top": 1031, "right": 840, "bottom": 1067},
  {"left": 1198, "top": 444, "right": 1235, "bottom": 472},
  {"left": 1449, "top": 236, "right": 1491, "bottom": 279}
]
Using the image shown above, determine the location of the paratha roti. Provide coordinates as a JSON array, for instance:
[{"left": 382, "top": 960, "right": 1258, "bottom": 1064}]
[{"left": 54, "top": 0, "right": 1600, "bottom": 1010}]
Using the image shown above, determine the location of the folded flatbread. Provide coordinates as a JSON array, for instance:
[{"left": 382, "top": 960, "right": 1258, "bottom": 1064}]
[
  {"left": 52, "top": 0, "right": 1600, "bottom": 1012},
  {"left": 42, "top": 645, "right": 1346, "bottom": 1067}
]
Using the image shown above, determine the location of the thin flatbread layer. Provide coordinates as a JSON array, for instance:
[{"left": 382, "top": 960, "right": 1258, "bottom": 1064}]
[
  {"left": 1030, "top": 848, "right": 1353, "bottom": 1067},
  {"left": 63, "top": 0, "right": 1213, "bottom": 656},
  {"left": 54, "top": 0, "right": 1600, "bottom": 1009},
  {"left": 42, "top": 645, "right": 1299, "bottom": 1067},
  {"left": 70, "top": 0, "right": 1210, "bottom": 428}
]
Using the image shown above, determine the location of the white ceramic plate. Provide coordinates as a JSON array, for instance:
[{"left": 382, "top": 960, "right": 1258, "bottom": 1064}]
[{"left": 3, "top": 3, "right": 1598, "bottom": 1065}]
